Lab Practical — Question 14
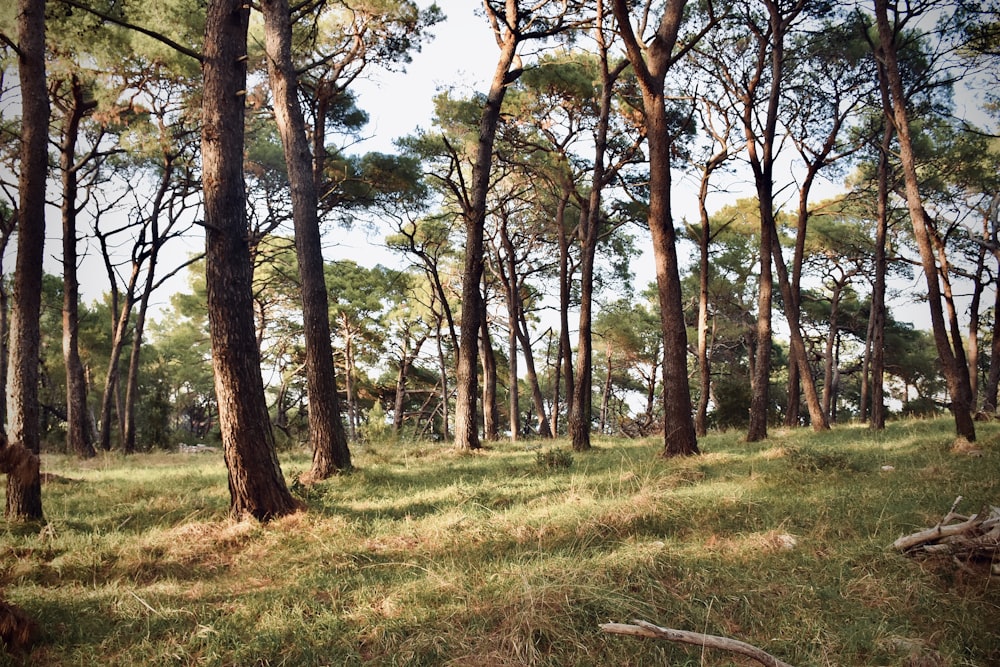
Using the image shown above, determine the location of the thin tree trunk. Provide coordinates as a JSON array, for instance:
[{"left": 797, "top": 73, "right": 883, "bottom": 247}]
[
  {"left": 869, "top": 117, "right": 893, "bottom": 429},
  {"left": 516, "top": 307, "right": 552, "bottom": 438},
  {"left": 203, "top": 0, "right": 300, "bottom": 520},
  {"left": 822, "top": 286, "right": 842, "bottom": 420},
  {"left": 59, "top": 74, "right": 97, "bottom": 459},
  {"left": 261, "top": 0, "right": 352, "bottom": 477},
  {"left": 556, "top": 198, "right": 574, "bottom": 435},
  {"left": 453, "top": 29, "right": 518, "bottom": 451},
  {"left": 480, "top": 315, "right": 499, "bottom": 442}
]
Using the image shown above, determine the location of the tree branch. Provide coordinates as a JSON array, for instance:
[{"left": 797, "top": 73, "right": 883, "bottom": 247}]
[
  {"left": 56, "top": 0, "right": 204, "bottom": 63},
  {"left": 600, "top": 620, "right": 795, "bottom": 667}
]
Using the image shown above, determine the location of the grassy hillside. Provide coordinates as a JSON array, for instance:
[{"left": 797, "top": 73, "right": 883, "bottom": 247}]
[{"left": 2, "top": 417, "right": 998, "bottom": 666}]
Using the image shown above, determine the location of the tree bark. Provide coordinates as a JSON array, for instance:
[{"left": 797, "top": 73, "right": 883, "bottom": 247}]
[
  {"left": 5, "top": 0, "right": 48, "bottom": 520},
  {"left": 202, "top": 0, "right": 300, "bottom": 520},
  {"left": 453, "top": 20, "right": 518, "bottom": 451},
  {"left": 261, "top": 0, "right": 352, "bottom": 477},
  {"left": 612, "top": 0, "right": 699, "bottom": 457},
  {"left": 480, "top": 314, "right": 500, "bottom": 442},
  {"left": 873, "top": 0, "right": 975, "bottom": 441},
  {"left": 59, "top": 74, "right": 97, "bottom": 459},
  {"left": 868, "top": 122, "right": 892, "bottom": 429}
]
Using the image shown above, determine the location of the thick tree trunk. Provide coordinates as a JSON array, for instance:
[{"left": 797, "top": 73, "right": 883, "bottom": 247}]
[
  {"left": 262, "top": 0, "right": 352, "bottom": 477},
  {"left": 202, "top": 0, "right": 299, "bottom": 520},
  {"left": 5, "top": 0, "right": 48, "bottom": 520},
  {"left": 874, "top": 0, "right": 975, "bottom": 441},
  {"left": 613, "top": 0, "right": 698, "bottom": 457},
  {"left": 59, "top": 75, "right": 96, "bottom": 459},
  {"left": 747, "top": 191, "right": 774, "bottom": 443}
]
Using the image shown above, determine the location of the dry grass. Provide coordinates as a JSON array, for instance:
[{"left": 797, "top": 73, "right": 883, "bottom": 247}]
[{"left": 1, "top": 417, "right": 998, "bottom": 666}]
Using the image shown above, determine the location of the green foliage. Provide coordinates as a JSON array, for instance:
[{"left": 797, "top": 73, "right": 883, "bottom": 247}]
[{"left": 4, "top": 418, "right": 999, "bottom": 666}]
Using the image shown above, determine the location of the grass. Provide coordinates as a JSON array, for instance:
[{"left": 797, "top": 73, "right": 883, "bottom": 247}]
[{"left": 2, "top": 417, "right": 999, "bottom": 666}]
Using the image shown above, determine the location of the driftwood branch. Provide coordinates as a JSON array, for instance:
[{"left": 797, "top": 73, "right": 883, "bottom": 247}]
[
  {"left": 600, "top": 619, "right": 795, "bottom": 667},
  {"left": 892, "top": 497, "right": 1000, "bottom": 568}
]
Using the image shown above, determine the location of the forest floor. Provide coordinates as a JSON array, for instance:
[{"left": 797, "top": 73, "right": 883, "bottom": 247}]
[{"left": 1, "top": 417, "right": 999, "bottom": 666}]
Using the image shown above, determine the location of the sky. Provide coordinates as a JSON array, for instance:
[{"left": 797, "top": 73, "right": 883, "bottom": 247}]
[{"left": 9, "top": 0, "right": 978, "bottom": 330}]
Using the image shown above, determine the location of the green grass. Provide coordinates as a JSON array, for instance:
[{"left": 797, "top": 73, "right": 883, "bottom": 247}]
[{"left": 2, "top": 417, "right": 999, "bottom": 666}]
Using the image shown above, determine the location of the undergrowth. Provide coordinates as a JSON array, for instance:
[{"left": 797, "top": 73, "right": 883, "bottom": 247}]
[{"left": 2, "top": 417, "right": 998, "bottom": 666}]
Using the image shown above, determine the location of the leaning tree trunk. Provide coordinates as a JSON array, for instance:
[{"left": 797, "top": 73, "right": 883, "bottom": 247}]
[
  {"left": 202, "top": 0, "right": 299, "bottom": 520},
  {"left": 261, "top": 0, "right": 351, "bottom": 479},
  {"left": 453, "top": 34, "right": 518, "bottom": 451},
  {"left": 874, "top": 0, "right": 975, "bottom": 441},
  {"left": 4, "top": 0, "right": 48, "bottom": 520}
]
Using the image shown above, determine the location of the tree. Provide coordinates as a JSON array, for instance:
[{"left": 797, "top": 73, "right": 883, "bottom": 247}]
[
  {"left": 2, "top": 0, "right": 47, "bottom": 520},
  {"left": 260, "top": 0, "right": 352, "bottom": 480},
  {"left": 611, "top": 0, "right": 704, "bottom": 456},
  {"left": 201, "top": 0, "right": 299, "bottom": 520},
  {"left": 52, "top": 72, "right": 98, "bottom": 459},
  {"left": 873, "top": 0, "right": 977, "bottom": 441},
  {"left": 452, "top": 0, "right": 584, "bottom": 452}
]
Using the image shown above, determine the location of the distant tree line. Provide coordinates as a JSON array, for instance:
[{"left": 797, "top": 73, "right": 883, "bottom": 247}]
[{"left": 0, "top": 0, "right": 997, "bottom": 521}]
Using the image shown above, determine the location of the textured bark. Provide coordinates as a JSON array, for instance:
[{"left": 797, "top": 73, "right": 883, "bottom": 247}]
[
  {"left": 453, "top": 20, "right": 518, "bottom": 451},
  {"left": 569, "top": 197, "right": 597, "bottom": 452},
  {"left": 261, "top": 0, "right": 352, "bottom": 478},
  {"left": 480, "top": 316, "right": 499, "bottom": 442},
  {"left": 874, "top": 0, "right": 975, "bottom": 441},
  {"left": 569, "top": 12, "right": 625, "bottom": 451},
  {"left": 867, "top": 123, "right": 892, "bottom": 429},
  {"left": 59, "top": 74, "right": 97, "bottom": 459},
  {"left": 202, "top": 0, "right": 299, "bottom": 520},
  {"left": 613, "top": 0, "right": 699, "bottom": 457},
  {"left": 5, "top": 0, "right": 48, "bottom": 520}
]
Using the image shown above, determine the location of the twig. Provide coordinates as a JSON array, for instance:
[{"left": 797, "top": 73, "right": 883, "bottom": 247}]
[{"left": 600, "top": 619, "right": 795, "bottom": 667}]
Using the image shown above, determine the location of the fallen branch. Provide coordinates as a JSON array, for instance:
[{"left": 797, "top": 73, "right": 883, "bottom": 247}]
[
  {"left": 600, "top": 619, "right": 795, "bottom": 667},
  {"left": 892, "top": 497, "right": 1000, "bottom": 565}
]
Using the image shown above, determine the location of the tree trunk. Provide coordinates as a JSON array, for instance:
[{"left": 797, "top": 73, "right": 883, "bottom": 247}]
[
  {"left": 822, "top": 285, "right": 843, "bottom": 420},
  {"left": 59, "top": 74, "right": 97, "bottom": 459},
  {"left": 516, "top": 305, "right": 552, "bottom": 438},
  {"left": 613, "top": 0, "right": 699, "bottom": 457},
  {"left": 453, "top": 34, "right": 518, "bottom": 451},
  {"left": 868, "top": 118, "right": 893, "bottom": 429},
  {"left": 569, "top": 199, "right": 596, "bottom": 452},
  {"left": 261, "top": 0, "right": 352, "bottom": 478},
  {"left": 5, "top": 0, "right": 48, "bottom": 520},
  {"left": 202, "top": 0, "right": 300, "bottom": 520},
  {"left": 480, "top": 315, "right": 499, "bottom": 442},
  {"left": 555, "top": 196, "right": 574, "bottom": 436},
  {"left": 874, "top": 0, "right": 975, "bottom": 441},
  {"left": 982, "top": 273, "right": 1000, "bottom": 413},
  {"left": 97, "top": 272, "right": 136, "bottom": 451}
]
